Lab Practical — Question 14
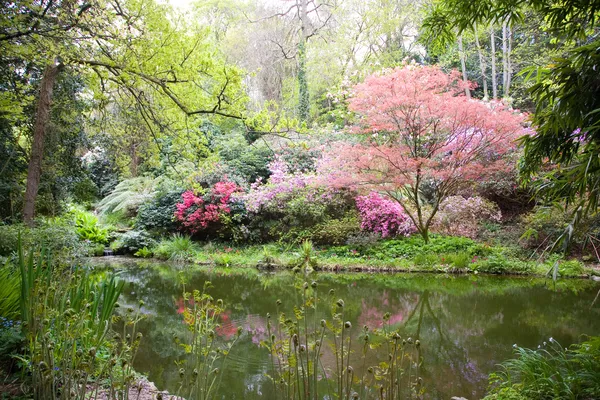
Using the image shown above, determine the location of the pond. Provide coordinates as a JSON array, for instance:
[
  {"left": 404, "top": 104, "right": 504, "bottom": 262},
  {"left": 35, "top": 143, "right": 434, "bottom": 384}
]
[{"left": 91, "top": 258, "right": 600, "bottom": 399}]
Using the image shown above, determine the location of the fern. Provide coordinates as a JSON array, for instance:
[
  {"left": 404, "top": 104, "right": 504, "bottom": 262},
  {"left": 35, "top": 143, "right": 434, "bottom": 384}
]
[{"left": 97, "top": 177, "right": 158, "bottom": 216}]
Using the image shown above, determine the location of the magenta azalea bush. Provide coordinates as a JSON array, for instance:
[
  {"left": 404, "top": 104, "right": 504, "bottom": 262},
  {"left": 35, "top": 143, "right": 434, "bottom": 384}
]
[
  {"left": 175, "top": 181, "right": 240, "bottom": 234},
  {"left": 355, "top": 192, "right": 415, "bottom": 237}
]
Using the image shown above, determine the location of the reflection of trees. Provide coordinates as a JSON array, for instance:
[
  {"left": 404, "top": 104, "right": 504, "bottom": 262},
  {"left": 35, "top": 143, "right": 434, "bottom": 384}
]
[
  {"left": 94, "top": 259, "right": 600, "bottom": 399},
  {"left": 399, "top": 290, "right": 486, "bottom": 398}
]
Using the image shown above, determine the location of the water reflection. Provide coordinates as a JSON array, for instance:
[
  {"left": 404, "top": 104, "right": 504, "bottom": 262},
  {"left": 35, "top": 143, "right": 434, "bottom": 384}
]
[{"left": 91, "top": 258, "right": 600, "bottom": 399}]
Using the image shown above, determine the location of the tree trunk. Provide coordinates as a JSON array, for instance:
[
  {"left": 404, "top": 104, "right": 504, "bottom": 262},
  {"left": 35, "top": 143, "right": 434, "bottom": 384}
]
[
  {"left": 458, "top": 35, "right": 470, "bottom": 99},
  {"left": 473, "top": 22, "right": 488, "bottom": 100},
  {"left": 490, "top": 25, "right": 497, "bottom": 99},
  {"left": 502, "top": 19, "right": 510, "bottom": 99},
  {"left": 506, "top": 21, "right": 512, "bottom": 99},
  {"left": 23, "top": 62, "right": 61, "bottom": 225},
  {"left": 298, "top": 0, "right": 310, "bottom": 121}
]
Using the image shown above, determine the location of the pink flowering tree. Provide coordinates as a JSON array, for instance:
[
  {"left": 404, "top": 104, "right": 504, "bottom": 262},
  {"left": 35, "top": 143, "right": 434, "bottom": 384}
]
[
  {"left": 175, "top": 181, "right": 241, "bottom": 235},
  {"left": 321, "top": 64, "right": 530, "bottom": 242}
]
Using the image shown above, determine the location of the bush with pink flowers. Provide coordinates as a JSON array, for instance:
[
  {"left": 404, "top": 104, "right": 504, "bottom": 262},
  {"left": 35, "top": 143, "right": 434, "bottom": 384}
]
[
  {"left": 432, "top": 195, "right": 502, "bottom": 238},
  {"left": 355, "top": 192, "right": 415, "bottom": 237},
  {"left": 175, "top": 181, "right": 241, "bottom": 235}
]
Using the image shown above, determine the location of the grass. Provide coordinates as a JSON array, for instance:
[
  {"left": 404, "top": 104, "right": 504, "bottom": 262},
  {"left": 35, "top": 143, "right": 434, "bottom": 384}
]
[
  {"left": 484, "top": 336, "right": 600, "bottom": 399},
  {"left": 154, "top": 234, "right": 201, "bottom": 262},
  {"left": 142, "top": 236, "right": 594, "bottom": 278}
]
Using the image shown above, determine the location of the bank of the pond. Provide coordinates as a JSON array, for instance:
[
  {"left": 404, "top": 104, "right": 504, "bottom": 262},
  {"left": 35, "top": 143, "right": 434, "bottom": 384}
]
[{"left": 111, "top": 235, "right": 600, "bottom": 279}]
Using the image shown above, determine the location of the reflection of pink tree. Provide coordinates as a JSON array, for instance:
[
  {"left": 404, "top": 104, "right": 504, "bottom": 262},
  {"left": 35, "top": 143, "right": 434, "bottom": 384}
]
[
  {"left": 243, "top": 315, "right": 269, "bottom": 345},
  {"left": 175, "top": 297, "right": 238, "bottom": 338},
  {"left": 358, "top": 291, "right": 405, "bottom": 329}
]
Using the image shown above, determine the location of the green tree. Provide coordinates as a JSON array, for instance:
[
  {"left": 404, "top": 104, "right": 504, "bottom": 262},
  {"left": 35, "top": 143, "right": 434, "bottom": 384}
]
[
  {"left": 0, "top": 0, "right": 246, "bottom": 224},
  {"left": 421, "top": 0, "right": 600, "bottom": 247}
]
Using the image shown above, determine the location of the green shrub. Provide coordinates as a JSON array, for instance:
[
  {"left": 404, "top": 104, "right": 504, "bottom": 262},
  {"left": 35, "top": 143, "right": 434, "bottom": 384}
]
[
  {"left": 112, "top": 229, "right": 156, "bottom": 254},
  {"left": 413, "top": 253, "right": 439, "bottom": 267},
  {"left": 484, "top": 337, "right": 600, "bottom": 399},
  {"left": 559, "top": 259, "right": 585, "bottom": 276},
  {"left": 74, "top": 209, "right": 108, "bottom": 244},
  {"left": 0, "top": 219, "right": 90, "bottom": 259},
  {"left": 213, "top": 253, "right": 234, "bottom": 267},
  {"left": 311, "top": 214, "right": 361, "bottom": 245},
  {"left": 134, "top": 246, "right": 153, "bottom": 258},
  {"left": 135, "top": 189, "right": 183, "bottom": 233},
  {"left": 473, "top": 252, "right": 533, "bottom": 274}
]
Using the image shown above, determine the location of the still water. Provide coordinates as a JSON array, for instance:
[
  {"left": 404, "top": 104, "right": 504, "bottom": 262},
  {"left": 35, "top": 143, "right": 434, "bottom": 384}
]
[{"left": 92, "top": 258, "right": 600, "bottom": 399}]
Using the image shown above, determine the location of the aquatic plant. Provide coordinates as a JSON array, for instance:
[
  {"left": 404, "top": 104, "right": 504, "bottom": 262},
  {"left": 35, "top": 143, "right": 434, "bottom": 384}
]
[
  {"left": 174, "top": 281, "right": 241, "bottom": 400},
  {"left": 16, "top": 238, "right": 142, "bottom": 399},
  {"left": 261, "top": 279, "right": 424, "bottom": 399}
]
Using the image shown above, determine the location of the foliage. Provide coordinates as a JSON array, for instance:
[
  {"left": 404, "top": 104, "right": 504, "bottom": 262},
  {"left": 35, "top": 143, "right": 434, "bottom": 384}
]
[
  {"left": 134, "top": 247, "right": 153, "bottom": 258},
  {"left": 16, "top": 240, "right": 141, "bottom": 399},
  {"left": 244, "top": 158, "right": 357, "bottom": 243},
  {"left": 356, "top": 192, "right": 415, "bottom": 237},
  {"left": 73, "top": 208, "right": 108, "bottom": 245},
  {"left": 97, "top": 177, "right": 158, "bottom": 217},
  {"left": 520, "top": 205, "right": 600, "bottom": 256},
  {"left": 0, "top": 219, "right": 90, "bottom": 259},
  {"left": 321, "top": 64, "right": 528, "bottom": 242},
  {"left": 433, "top": 196, "right": 502, "bottom": 238},
  {"left": 0, "top": 317, "right": 23, "bottom": 366},
  {"left": 330, "top": 235, "right": 484, "bottom": 260},
  {"left": 135, "top": 189, "right": 184, "bottom": 234},
  {"left": 112, "top": 230, "right": 156, "bottom": 255},
  {"left": 484, "top": 337, "right": 600, "bottom": 400},
  {"left": 0, "top": 261, "right": 20, "bottom": 320},
  {"left": 310, "top": 213, "right": 361, "bottom": 245},
  {"left": 153, "top": 234, "right": 200, "bottom": 262}
]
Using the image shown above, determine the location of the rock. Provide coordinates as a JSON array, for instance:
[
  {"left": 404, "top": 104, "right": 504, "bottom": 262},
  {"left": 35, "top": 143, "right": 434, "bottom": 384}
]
[{"left": 451, "top": 397, "right": 469, "bottom": 400}]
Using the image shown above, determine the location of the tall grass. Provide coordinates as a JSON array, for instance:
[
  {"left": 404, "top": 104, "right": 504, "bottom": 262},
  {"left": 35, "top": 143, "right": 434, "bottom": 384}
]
[
  {"left": 0, "top": 259, "right": 20, "bottom": 320},
  {"left": 485, "top": 337, "right": 600, "bottom": 399},
  {"left": 154, "top": 234, "right": 200, "bottom": 262},
  {"left": 15, "top": 237, "right": 142, "bottom": 399}
]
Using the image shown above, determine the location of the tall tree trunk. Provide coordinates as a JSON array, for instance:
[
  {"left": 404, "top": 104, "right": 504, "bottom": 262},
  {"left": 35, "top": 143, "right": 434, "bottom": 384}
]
[
  {"left": 298, "top": 0, "right": 310, "bottom": 121},
  {"left": 506, "top": 21, "right": 512, "bottom": 99},
  {"left": 23, "top": 62, "right": 61, "bottom": 225},
  {"left": 473, "top": 22, "right": 488, "bottom": 100},
  {"left": 490, "top": 25, "right": 498, "bottom": 99},
  {"left": 458, "top": 35, "right": 470, "bottom": 98},
  {"left": 502, "top": 19, "right": 510, "bottom": 99}
]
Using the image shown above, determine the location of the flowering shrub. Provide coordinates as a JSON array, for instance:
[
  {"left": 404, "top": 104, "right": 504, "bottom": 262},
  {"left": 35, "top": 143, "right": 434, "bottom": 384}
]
[
  {"left": 243, "top": 157, "right": 314, "bottom": 213},
  {"left": 433, "top": 195, "right": 502, "bottom": 238},
  {"left": 355, "top": 192, "right": 415, "bottom": 237},
  {"left": 241, "top": 158, "right": 356, "bottom": 242},
  {"left": 175, "top": 181, "right": 241, "bottom": 235}
]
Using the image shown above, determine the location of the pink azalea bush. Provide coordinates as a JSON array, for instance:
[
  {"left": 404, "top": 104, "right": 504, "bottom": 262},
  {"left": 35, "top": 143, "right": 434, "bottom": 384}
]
[
  {"left": 432, "top": 195, "right": 502, "bottom": 238},
  {"left": 355, "top": 192, "right": 415, "bottom": 237},
  {"left": 243, "top": 157, "right": 315, "bottom": 213},
  {"left": 175, "top": 181, "right": 240, "bottom": 234}
]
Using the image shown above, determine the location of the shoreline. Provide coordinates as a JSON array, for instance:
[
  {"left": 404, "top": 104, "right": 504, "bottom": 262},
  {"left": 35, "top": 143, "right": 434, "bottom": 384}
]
[{"left": 90, "top": 254, "right": 600, "bottom": 280}]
